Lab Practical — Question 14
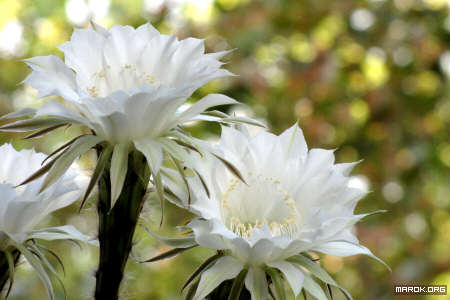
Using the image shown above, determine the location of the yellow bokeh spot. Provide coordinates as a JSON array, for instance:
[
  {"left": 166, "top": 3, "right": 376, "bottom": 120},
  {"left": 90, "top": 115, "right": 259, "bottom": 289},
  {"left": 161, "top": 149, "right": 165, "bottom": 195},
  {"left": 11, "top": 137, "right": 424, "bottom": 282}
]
[
  {"left": 255, "top": 41, "right": 285, "bottom": 66},
  {"left": 423, "top": 0, "right": 447, "bottom": 10},
  {"left": 0, "top": 0, "right": 23, "bottom": 28},
  {"left": 348, "top": 71, "right": 369, "bottom": 94},
  {"left": 338, "top": 41, "right": 365, "bottom": 64},
  {"left": 184, "top": 1, "right": 215, "bottom": 24},
  {"left": 312, "top": 14, "right": 345, "bottom": 50},
  {"left": 438, "top": 143, "right": 450, "bottom": 167},
  {"left": 37, "top": 18, "right": 64, "bottom": 46},
  {"left": 217, "top": 0, "right": 245, "bottom": 10},
  {"left": 416, "top": 71, "right": 441, "bottom": 97},
  {"left": 349, "top": 99, "right": 370, "bottom": 123},
  {"left": 362, "top": 53, "right": 389, "bottom": 88},
  {"left": 289, "top": 33, "right": 316, "bottom": 63}
]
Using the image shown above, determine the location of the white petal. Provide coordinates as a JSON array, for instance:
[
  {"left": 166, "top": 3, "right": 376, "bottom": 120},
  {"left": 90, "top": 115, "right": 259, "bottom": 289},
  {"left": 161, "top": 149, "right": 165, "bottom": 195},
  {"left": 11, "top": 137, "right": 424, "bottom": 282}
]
[
  {"left": 279, "top": 122, "right": 308, "bottom": 160},
  {"left": 29, "top": 225, "right": 97, "bottom": 246},
  {"left": 188, "top": 218, "right": 230, "bottom": 250},
  {"left": 334, "top": 161, "right": 361, "bottom": 176},
  {"left": 110, "top": 143, "right": 129, "bottom": 208},
  {"left": 194, "top": 256, "right": 244, "bottom": 300},
  {"left": 134, "top": 137, "right": 164, "bottom": 175},
  {"left": 36, "top": 101, "right": 89, "bottom": 125},
  {"left": 312, "top": 241, "right": 390, "bottom": 270},
  {"left": 266, "top": 261, "right": 304, "bottom": 297},
  {"left": 175, "top": 94, "right": 238, "bottom": 125},
  {"left": 245, "top": 267, "right": 269, "bottom": 300},
  {"left": 24, "top": 55, "right": 79, "bottom": 101},
  {"left": 302, "top": 274, "right": 328, "bottom": 300}
]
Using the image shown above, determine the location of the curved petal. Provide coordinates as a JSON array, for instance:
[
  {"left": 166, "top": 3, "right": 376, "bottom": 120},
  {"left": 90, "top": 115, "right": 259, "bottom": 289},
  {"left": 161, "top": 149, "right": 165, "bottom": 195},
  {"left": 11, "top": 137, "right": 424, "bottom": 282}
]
[
  {"left": 23, "top": 55, "right": 80, "bottom": 102},
  {"left": 194, "top": 256, "right": 244, "bottom": 300},
  {"left": 266, "top": 260, "right": 304, "bottom": 297},
  {"left": 245, "top": 267, "right": 269, "bottom": 300}
]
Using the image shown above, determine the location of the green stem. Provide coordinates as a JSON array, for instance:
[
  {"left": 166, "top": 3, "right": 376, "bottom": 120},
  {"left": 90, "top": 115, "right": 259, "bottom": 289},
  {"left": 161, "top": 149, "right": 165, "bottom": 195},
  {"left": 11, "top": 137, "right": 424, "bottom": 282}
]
[
  {"left": 0, "top": 250, "right": 20, "bottom": 294},
  {"left": 94, "top": 151, "right": 149, "bottom": 300}
]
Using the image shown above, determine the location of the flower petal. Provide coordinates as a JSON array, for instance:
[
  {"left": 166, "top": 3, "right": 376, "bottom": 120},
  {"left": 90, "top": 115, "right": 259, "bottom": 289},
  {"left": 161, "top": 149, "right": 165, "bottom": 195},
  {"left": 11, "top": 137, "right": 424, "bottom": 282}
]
[
  {"left": 110, "top": 142, "right": 129, "bottom": 207},
  {"left": 194, "top": 256, "right": 244, "bottom": 300},
  {"left": 23, "top": 55, "right": 80, "bottom": 101},
  {"left": 245, "top": 267, "right": 269, "bottom": 300},
  {"left": 134, "top": 137, "right": 163, "bottom": 175},
  {"left": 267, "top": 261, "right": 304, "bottom": 297}
]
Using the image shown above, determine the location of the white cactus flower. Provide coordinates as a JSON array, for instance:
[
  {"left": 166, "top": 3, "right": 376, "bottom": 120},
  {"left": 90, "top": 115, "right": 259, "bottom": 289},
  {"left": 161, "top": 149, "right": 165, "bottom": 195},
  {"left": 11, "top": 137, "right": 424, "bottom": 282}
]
[
  {"left": 164, "top": 124, "right": 386, "bottom": 300},
  {"left": 0, "top": 143, "right": 93, "bottom": 299},
  {"left": 0, "top": 23, "right": 259, "bottom": 208}
]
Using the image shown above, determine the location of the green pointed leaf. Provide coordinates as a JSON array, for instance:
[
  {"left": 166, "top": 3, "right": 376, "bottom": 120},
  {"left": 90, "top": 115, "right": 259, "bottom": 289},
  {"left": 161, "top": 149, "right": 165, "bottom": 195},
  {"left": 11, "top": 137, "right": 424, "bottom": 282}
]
[
  {"left": 80, "top": 145, "right": 113, "bottom": 211},
  {"left": 110, "top": 143, "right": 129, "bottom": 209},
  {"left": 153, "top": 171, "right": 165, "bottom": 227},
  {"left": 266, "top": 268, "right": 286, "bottom": 300},
  {"left": 41, "top": 134, "right": 88, "bottom": 166},
  {"left": 212, "top": 153, "right": 247, "bottom": 184},
  {"left": 288, "top": 254, "right": 352, "bottom": 300},
  {"left": 168, "top": 154, "right": 191, "bottom": 205},
  {"left": 228, "top": 268, "right": 248, "bottom": 300},
  {"left": 182, "top": 253, "right": 223, "bottom": 292},
  {"left": 41, "top": 134, "right": 103, "bottom": 192},
  {"left": 0, "top": 107, "right": 36, "bottom": 120},
  {"left": 23, "top": 123, "right": 67, "bottom": 139},
  {"left": 144, "top": 227, "right": 197, "bottom": 248},
  {"left": 302, "top": 275, "right": 327, "bottom": 300},
  {"left": 12, "top": 240, "right": 55, "bottom": 300},
  {"left": 0, "top": 117, "right": 67, "bottom": 132},
  {"left": 142, "top": 245, "right": 197, "bottom": 263},
  {"left": 4, "top": 251, "right": 15, "bottom": 299},
  {"left": 185, "top": 279, "right": 200, "bottom": 300},
  {"left": 222, "top": 116, "right": 266, "bottom": 128},
  {"left": 194, "top": 169, "right": 210, "bottom": 198}
]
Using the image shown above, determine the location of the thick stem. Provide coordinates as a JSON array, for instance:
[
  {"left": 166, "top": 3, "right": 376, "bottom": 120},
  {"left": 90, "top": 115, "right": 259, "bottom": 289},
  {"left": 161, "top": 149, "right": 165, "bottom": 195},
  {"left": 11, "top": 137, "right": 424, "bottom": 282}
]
[
  {"left": 0, "top": 250, "right": 20, "bottom": 294},
  {"left": 94, "top": 151, "right": 149, "bottom": 300}
]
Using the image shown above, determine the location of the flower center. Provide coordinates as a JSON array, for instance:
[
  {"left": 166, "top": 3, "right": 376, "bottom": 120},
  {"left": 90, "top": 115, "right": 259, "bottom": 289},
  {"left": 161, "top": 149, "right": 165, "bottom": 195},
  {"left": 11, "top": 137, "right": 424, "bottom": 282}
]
[
  {"left": 85, "top": 64, "right": 161, "bottom": 98},
  {"left": 221, "top": 173, "right": 302, "bottom": 239}
]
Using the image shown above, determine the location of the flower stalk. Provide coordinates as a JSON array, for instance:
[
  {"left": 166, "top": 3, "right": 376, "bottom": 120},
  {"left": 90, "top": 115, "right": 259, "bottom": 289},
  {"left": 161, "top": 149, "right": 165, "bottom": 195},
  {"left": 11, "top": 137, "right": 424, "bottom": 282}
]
[{"left": 95, "top": 150, "right": 149, "bottom": 300}]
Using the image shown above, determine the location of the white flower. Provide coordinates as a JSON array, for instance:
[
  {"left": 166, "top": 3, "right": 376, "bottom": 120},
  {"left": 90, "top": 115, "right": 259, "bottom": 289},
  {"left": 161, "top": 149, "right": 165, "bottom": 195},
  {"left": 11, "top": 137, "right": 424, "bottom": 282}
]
[
  {"left": 165, "top": 124, "right": 386, "bottom": 300},
  {"left": 0, "top": 144, "right": 93, "bottom": 298},
  {"left": 0, "top": 23, "right": 259, "bottom": 207}
]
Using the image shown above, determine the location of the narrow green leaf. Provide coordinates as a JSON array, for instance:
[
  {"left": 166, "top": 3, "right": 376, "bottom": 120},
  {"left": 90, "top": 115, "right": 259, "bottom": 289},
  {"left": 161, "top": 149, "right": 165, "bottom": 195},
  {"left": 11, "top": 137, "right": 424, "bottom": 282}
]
[
  {"left": 266, "top": 268, "right": 286, "bottom": 300},
  {"left": 182, "top": 253, "right": 223, "bottom": 292},
  {"left": 144, "top": 227, "right": 197, "bottom": 248},
  {"left": 201, "top": 110, "right": 230, "bottom": 118},
  {"left": 302, "top": 289, "right": 308, "bottom": 300},
  {"left": 142, "top": 245, "right": 197, "bottom": 263},
  {"left": 194, "top": 169, "right": 210, "bottom": 198},
  {"left": 288, "top": 255, "right": 352, "bottom": 300},
  {"left": 153, "top": 171, "right": 165, "bottom": 227},
  {"left": 171, "top": 138, "right": 204, "bottom": 157},
  {"left": 36, "top": 244, "right": 65, "bottom": 276},
  {"left": 228, "top": 268, "right": 248, "bottom": 300},
  {"left": 185, "top": 279, "right": 200, "bottom": 300},
  {"left": 41, "top": 134, "right": 88, "bottom": 166},
  {"left": 0, "top": 117, "right": 67, "bottom": 132},
  {"left": 80, "top": 145, "right": 113, "bottom": 211},
  {"left": 222, "top": 116, "right": 266, "bottom": 128},
  {"left": 4, "top": 251, "right": 15, "bottom": 299},
  {"left": 23, "top": 123, "right": 67, "bottom": 139},
  {"left": 212, "top": 153, "right": 247, "bottom": 184},
  {"left": 12, "top": 241, "right": 55, "bottom": 300},
  {"left": 302, "top": 275, "right": 327, "bottom": 300},
  {"left": 169, "top": 154, "right": 191, "bottom": 205},
  {"left": 41, "top": 134, "right": 103, "bottom": 192},
  {"left": 110, "top": 143, "right": 129, "bottom": 209},
  {"left": 327, "top": 284, "right": 333, "bottom": 299},
  {"left": 0, "top": 107, "right": 36, "bottom": 120}
]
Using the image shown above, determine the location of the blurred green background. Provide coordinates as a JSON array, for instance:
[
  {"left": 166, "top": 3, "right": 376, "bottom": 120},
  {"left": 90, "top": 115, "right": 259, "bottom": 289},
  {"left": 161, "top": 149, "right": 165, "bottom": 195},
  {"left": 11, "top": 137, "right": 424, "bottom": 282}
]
[{"left": 0, "top": 0, "right": 449, "bottom": 299}]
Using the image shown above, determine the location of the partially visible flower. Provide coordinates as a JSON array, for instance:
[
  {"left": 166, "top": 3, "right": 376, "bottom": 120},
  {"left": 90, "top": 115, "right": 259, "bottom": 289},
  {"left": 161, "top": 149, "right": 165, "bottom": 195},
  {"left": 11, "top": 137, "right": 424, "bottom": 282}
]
[
  {"left": 159, "top": 124, "right": 387, "bottom": 300},
  {"left": 0, "top": 144, "right": 94, "bottom": 299},
  {"left": 0, "top": 23, "right": 260, "bottom": 208}
]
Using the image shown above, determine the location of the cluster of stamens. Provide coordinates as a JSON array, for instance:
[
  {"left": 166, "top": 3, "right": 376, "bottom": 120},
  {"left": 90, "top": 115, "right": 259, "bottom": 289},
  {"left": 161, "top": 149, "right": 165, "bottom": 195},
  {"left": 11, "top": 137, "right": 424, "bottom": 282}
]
[
  {"left": 86, "top": 64, "right": 160, "bottom": 98},
  {"left": 221, "top": 173, "right": 301, "bottom": 239}
]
